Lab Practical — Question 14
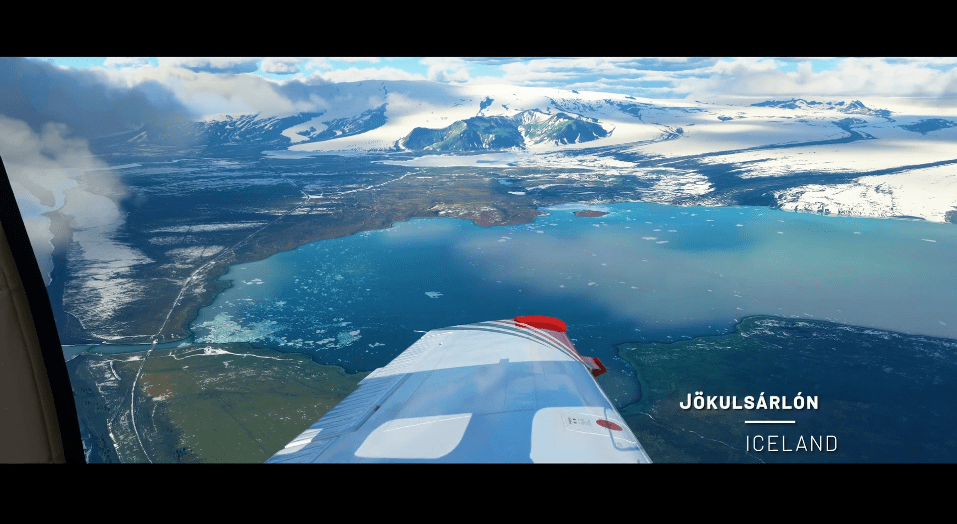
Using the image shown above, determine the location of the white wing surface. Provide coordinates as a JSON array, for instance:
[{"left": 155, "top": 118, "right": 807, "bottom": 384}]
[{"left": 267, "top": 317, "right": 652, "bottom": 463}]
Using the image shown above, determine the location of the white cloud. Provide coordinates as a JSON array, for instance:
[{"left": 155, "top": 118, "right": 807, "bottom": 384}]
[
  {"left": 460, "top": 57, "right": 957, "bottom": 100},
  {"left": 679, "top": 57, "right": 957, "bottom": 100},
  {"left": 328, "top": 57, "right": 381, "bottom": 64},
  {"left": 0, "top": 115, "right": 122, "bottom": 285},
  {"left": 421, "top": 57, "right": 470, "bottom": 83},
  {"left": 308, "top": 66, "right": 426, "bottom": 83},
  {"left": 261, "top": 57, "right": 301, "bottom": 75},
  {"left": 489, "top": 57, "right": 717, "bottom": 96},
  {"left": 114, "top": 65, "right": 323, "bottom": 118},
  {"left": 103, "top": 57, "right": 151, "bottom": 69},
  {"left": 303, "top": 58, "right": 332, "bottom": 71},
  {"left": 773, "top": 57, "right": 839, "bottom": 62}
]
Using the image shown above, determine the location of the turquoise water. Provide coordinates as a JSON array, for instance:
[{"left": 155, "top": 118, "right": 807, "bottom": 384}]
[{"left": 187, "top": 202, "right": 957, "bottom": 407}]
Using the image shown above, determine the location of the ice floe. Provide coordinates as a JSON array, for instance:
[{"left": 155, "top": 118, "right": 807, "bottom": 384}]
[{"left": 194, "top": 313, "right": 281, "bottom": 343}]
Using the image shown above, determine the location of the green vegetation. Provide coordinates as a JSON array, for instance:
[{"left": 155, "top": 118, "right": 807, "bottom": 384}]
[
  {"left": 69, "top": 343, "right": 367, "bottom": 463},
  {"left": 520, "top": 113, "right": 607, "bottom": 145},
  {"left": 402, "top": 117, "right": 524, "bottom": 151}
]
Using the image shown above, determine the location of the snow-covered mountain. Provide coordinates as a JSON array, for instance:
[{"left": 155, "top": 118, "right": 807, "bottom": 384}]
[
  {"left": 88, "top": 80, "right": 957, "bottom": 223},
  {"left": 280, "top": 81, "right": 674, "bottom": 153},
  {"left": 92, "top": 82, "right": 924, "bottom": 156},
  {"left": 92, "top": 112, "right": 324, "bottom": 157},
  {"left": 396, "top": 110, "right": 608, "bottom": 151},
  {"left": 751, "top": 98, "right": 893, "bottom": 118}
]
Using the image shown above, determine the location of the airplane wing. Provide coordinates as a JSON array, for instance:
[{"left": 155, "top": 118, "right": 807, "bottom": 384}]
[{"left": 267, "top": 316, "right": 652, "bottom": 463}]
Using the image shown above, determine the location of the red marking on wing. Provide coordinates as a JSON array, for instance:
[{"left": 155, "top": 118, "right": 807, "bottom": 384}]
[
  {"left": 514, "top": 315, "right": 567, "bottom": 333},
  {"left": 596, "top": 419, "right": 622, "bottom": 431}
]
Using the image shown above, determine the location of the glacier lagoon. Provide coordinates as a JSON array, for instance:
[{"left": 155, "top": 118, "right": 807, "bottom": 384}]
[{"left": 187, "top": 201, "right": 957, "bottom": 407}]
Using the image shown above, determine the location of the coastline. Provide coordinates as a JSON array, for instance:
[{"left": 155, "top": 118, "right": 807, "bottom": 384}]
[{"left": 65, "top": 197, "right": 957, "bottom": 355}]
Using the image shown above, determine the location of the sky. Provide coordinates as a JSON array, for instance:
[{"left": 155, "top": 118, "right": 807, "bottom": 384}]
[{"left": 27, "top": 56, "right": 957, "bottom": 102}]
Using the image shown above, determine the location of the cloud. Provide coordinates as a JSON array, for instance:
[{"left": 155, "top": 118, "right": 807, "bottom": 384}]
[
  {"left": 103, "top": 57, "right": 151, "bottom": 69},
  {"left": 678, "top": 57, "right": 957, "bottom": 100},
  {"left": 773, "top": 57, "right": 838, "bottom": 62},
  {"left": 121, "top": 65, "right": 328, "bottom": 118},
  {"left": 0, "top": 63, "right": 158, "bottom": 325},
  {"left": 460, "top": 57, "right": 552, "bottom": 66},
  {"left": 303, "top": 58, "right": 333, "bottom": 71},
  {"left": 0, "top": 58, "right": 231, "bottom": 297},
  {"left": 261, "top": 57, "right": 302, "bottom": 75},
  {"left": 462, "top": 57, "right": 957, "bottom": 100},
  {"left": 421, "top": 57, "right": 470, "bottom": 83},
  {"left": 157, "top": 57, "right": 261, "bottom": 74},
  {"left": 328, "top": 57, "right": 381, "bottom": 64},
  {"left": 0, "top": 115, "right": 122, "bottom": 285},
  {"left": 484, "top": 57, "right": 719, "bottom": 96},
  {"left": 0, "top": 57, "right": 192, "bottom": 138},
  {"left": 307, "top": 66, "right": 426, "bottom": 83}
]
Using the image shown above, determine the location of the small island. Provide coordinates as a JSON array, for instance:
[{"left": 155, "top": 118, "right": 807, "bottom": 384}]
[{"left": 574, "top": 210, "right": 608, "bottom": 217}]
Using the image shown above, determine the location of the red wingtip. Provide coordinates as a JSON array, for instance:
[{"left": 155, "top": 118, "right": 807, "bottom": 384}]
[
  {"left": 513, "top": 315, "right": 567, "bottom": 333},
  {"left": 582, "top": 356, "right": 607, "bottom": 377}
]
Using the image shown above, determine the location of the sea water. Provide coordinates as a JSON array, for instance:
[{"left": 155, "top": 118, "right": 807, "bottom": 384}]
[{"left": 187, "top": 202, "right": 957, "bottom": 407}]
